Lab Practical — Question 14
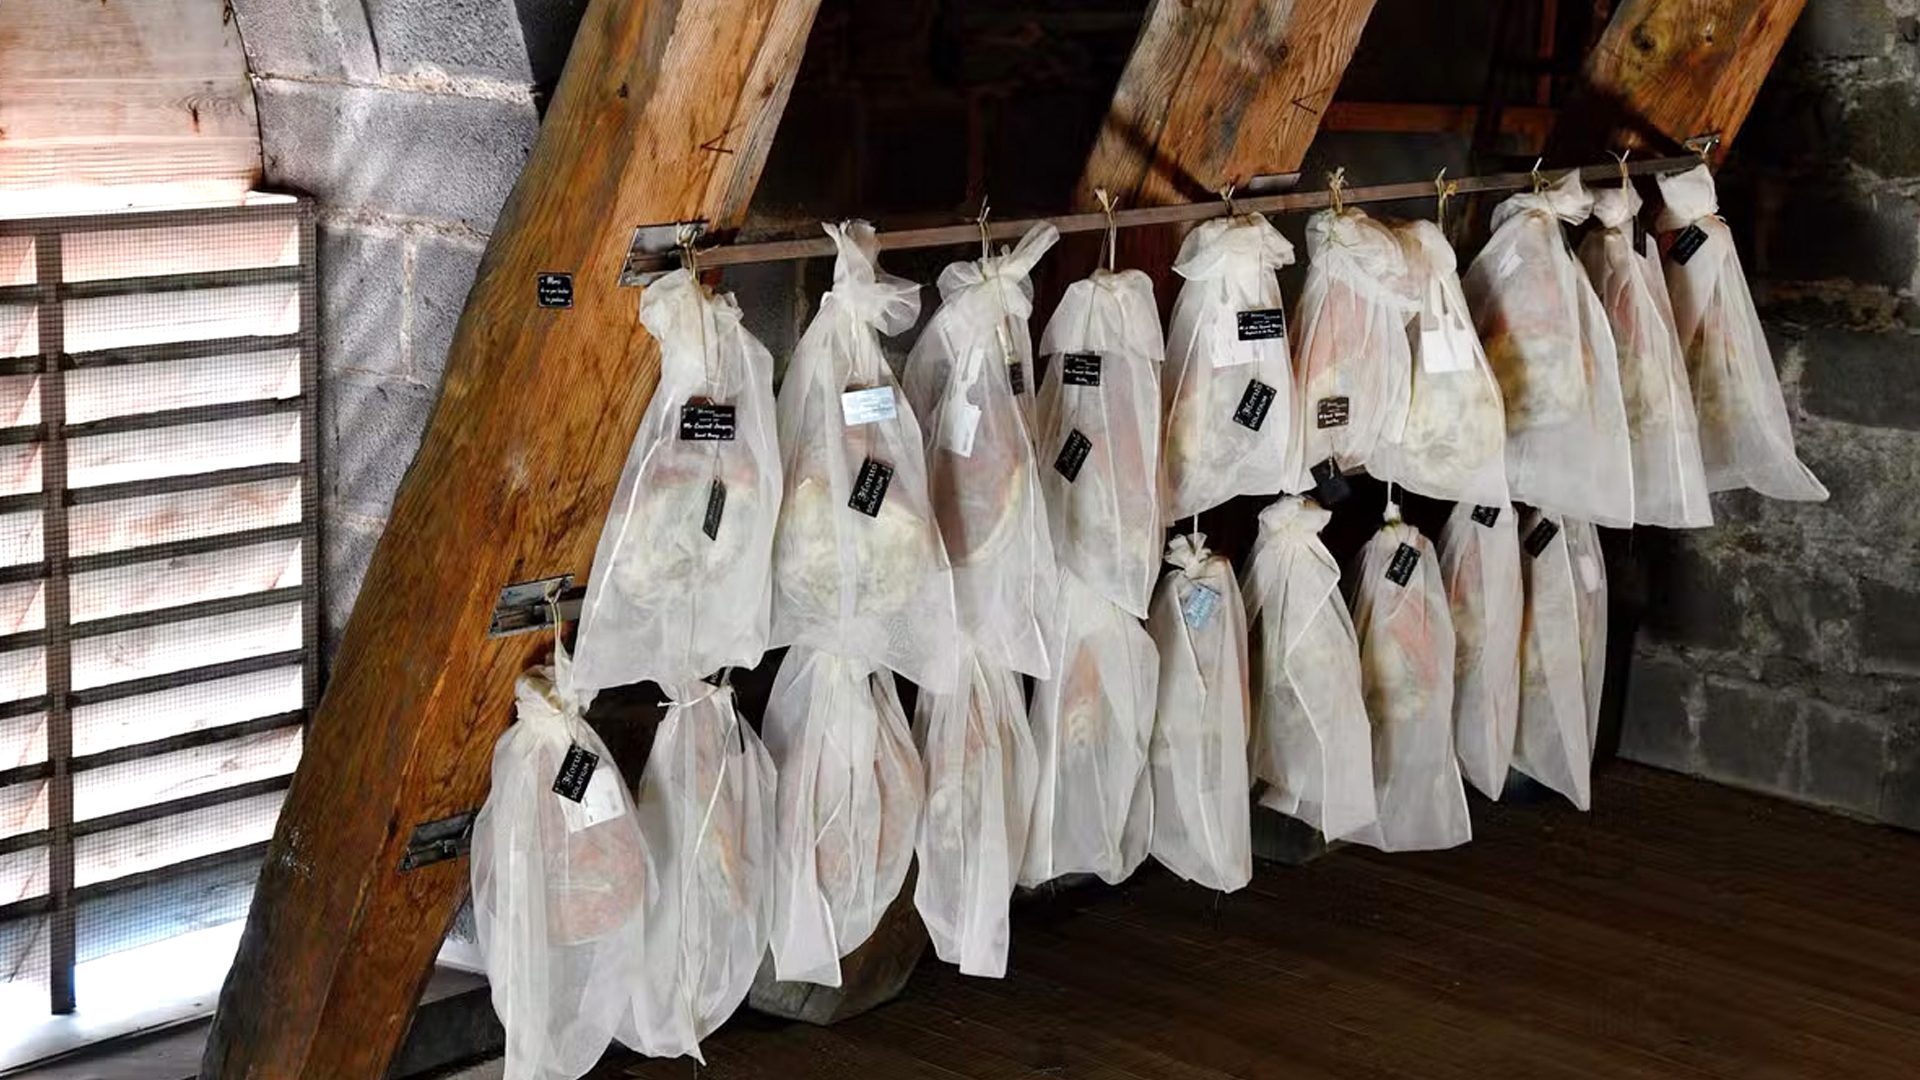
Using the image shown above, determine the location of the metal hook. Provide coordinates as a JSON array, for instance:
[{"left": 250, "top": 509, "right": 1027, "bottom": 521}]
[
  {"left": 1327, "top": 167, "right": 1347, "bottom": 214},
  {"left": 976, "top": 195, "right": 992, "bottom": 259},
  {"left": 1434, "top": 167, "right": 1458, "bottom": 228},
  {"left": 676, "top": 222, "right": 702, "bottom": 277},
  {"left": 1611, "top": 147, "right": 1632, "bottom": 188},
  {"left": 1218, "top": 182, "right": 1238, "bottom": 218},
  {"left": 1684, "top": 132, "right": 1722, "bottom": 163},
  {"left": 1530, "top": 157, "right": 1546, "bottom": 194},
  {"left": 1094, "top": 187, "right": 1120, "bottom": 272}
]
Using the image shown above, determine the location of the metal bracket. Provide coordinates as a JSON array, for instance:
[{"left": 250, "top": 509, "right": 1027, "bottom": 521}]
[
  {"left": 619, "top": 220, "right": 708, "bottom": 287},
  {"left": 398, "top": 809, "right": 477, "bottom": 872},
  {"left": 1682, "top": 132, "right": 1723, "bottom": 160},
  {"left": 1240, "top": 171, "right": 1303, "bottom": 196},
  {"left": 487, "top": 574, "right": 580, "bottom": 638}
]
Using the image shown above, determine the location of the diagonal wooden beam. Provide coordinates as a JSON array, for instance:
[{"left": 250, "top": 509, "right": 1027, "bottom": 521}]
[
  {"left": 1554, "top": 0, "right": 1808, "bottom": 159},
  {"left": 199, "top": 1, "right": 821, "bottom": 1075}
]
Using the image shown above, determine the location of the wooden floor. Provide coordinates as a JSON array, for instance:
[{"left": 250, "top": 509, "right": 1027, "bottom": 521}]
[{"left": 604, "top": 765, "right": 1920, "bottom": 1079}]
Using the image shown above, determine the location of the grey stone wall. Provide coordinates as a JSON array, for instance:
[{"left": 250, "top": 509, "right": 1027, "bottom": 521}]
[{"left": 1613, "top": 2, "right": 1920, "bottom": 826}]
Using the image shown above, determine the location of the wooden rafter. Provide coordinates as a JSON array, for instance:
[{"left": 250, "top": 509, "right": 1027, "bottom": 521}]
[{"left": 198, "top": 0, "right": 822, "bottom": 1075}]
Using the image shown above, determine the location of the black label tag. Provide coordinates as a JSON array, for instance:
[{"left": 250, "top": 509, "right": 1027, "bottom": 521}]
[
  {"left": 1310, "top": 458, "right": 1351, "bottom": 506},
  {"left": 1008, "top": 361, "right": 1026, "bottom": 395},
  {"left": 1471, "top": 505, "right": 1501, "bottom": 528},
  {"left": 1236, "top": 308, "right": 1288, "bottom": 341},
  {"left": 848, "top": 458, "right": 894, "bottom": 517},
  {"left": 1670, "top": 223, "right": 1709, "bottom": 266},
  {"left": 536, "top": 272, "right": 574, "bottom": 309},
  {"left": 1062, "top": 352, "right": 1103, "bottom": 386},
  {"left": 1523, "top": 518, "right": 1561, "bottom": 557},
  {"left": 1054, "top": 429, "right": 1092, "bottom": 483},
  {"left": 1233, "top": 379, "right": 1277, "bottom": 431},
  {"left": 678, "top": 402, "right": 737, "bottom": 441},
  {"left": 1316, "top": 396, "right": 1350, "bottom": 429},
  {"left": 552, "top": 743, "right": 598, "bottom": 802},
  {"left": 702, "top": 478, "right": 726, "bottom": 540},
  {"left": 1385, "top": 542, "right": 1421, "bottom": 586}
]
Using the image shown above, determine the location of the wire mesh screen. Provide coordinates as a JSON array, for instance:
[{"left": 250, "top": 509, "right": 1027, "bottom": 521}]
[{"left": 0, "top": 197, "right": 319, "bottom": 1018}]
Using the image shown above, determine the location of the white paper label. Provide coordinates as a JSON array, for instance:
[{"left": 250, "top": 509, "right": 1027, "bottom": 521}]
[
  {"left": 1577, "top": 553, "right": 1602, "bottom": 593},
  {"left": 1213, "top": 322, "right": 1259, "bottom": 370},
  {"left": 940, "top": 401, "right": 981, "bottom": 458},
  {"left": 841, "top": 386, "right": 897, "bottom": 426},
  {"left": 1419, "top": 281, "right": 1476, "bottom": 374},
  {"left": 1496, "top": 247, "right": 1524, "bottom": 281},
  {"left": 562, "top": 763, "right": 626, "bottom": 832},
  {"left": 1182, "top": 583, "right": 1221, "bottom": 629}
]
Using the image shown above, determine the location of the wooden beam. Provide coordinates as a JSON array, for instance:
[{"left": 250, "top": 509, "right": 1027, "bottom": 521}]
[
  {"left": 198, "top": 1, "right": 821, "bottom": 1076},
  {"left": 1556, "top": 0, "right": 1808, "bottom": 158}
]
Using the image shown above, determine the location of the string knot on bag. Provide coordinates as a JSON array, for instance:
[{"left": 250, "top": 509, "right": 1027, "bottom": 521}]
[
  {"left": 1164, "top": 531, "right": 1212, "bottom": 575},
  {"left": 937, "top": 222, "right": 1059, "bottom": 322},
  {"left": 821, "top": 220, "right": 922, "bottom": 334}
]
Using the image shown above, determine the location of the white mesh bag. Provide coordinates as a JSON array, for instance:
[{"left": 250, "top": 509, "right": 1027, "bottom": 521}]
[
  {"left": 1579, "top": 181, "right": 1714, "bottom": 527},
  {"left": 472, "top": 643, "right": 650, "bottom": 1080},
  {"left": 1373, "top": 219, "right": 1509, "bottom": 504},
  {"left": 771, "top": 221, "right": 961, "bottom": 693},
  {"left": 903, "top": 223, "right": 1060, "bottom": 677},
  {"left": 1512, "top": 511, "right": 1594, "bottom": 810},
  {"left": 1021, "top": 571, "right": 1157, "bottom": 886},
  {"left": 573, "top": 269, "right": 783, "bottom": 692},
  {"left": 763, "top": 645, "right": 924, "bottom": 987},
  {"left": 1564, "top": 518, "right": 1609, "bottom": 755},
  {"left": 1349, "top": 510, "right": 1471, "bottom": 852},
  {"left": 1241, "top": 495, "right": 1377, "bottom": 841},
  {"left": 1292, "top": 207, "right": 1420, "bottom": 484},
  {"left": 912, "top": 649, "right": 1038, "bottom": 978},
  {"left": 1437, "top": 500, "right": 1523, "bottom": 800},
  {"left": 1036, "top": 268, "right": 1165, "bottom": 618},
  {"left": 1145, "top": 533, "right": 1252, "bottom": 892},
  {"left": 1162, "top": 213, "right": 1297, "bottom": 521},
  {"left": 1464, "top": 171, "right": 1635, "bottom": 526},
  {"left": 1656, "top": 164, "right": 1828, "bottom": 501},
  {"left": 621, "top": 681, "right": 774, "bottom": 1061}
]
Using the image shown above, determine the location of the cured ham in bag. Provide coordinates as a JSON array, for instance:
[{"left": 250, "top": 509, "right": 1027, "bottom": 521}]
[
  {"left": 903, "top": 223, "right": 1059, "bottom": 676},
  {"left": 573, "top": 269, "right": 782, "bottom": 692},
  {"left": 1021, "top": 571, "right": 1157, "bottom": 886},
  {"left": 1163, "top": 213, "right": 1297, "bottom": 521},
  {"left": 1292, "top": 205, "right": 1420, "bottom": 483},
  {"left": 912, "top": 650, "right": 1038, "bottom": 978},
  {"left": 1145, "top": 534, "right": 1252, "bottom": 892},
  {"left": 1241, "top": 496, "right": 1377, "bottom": 841},
  {"left": 1036, "top": 268, "right": 1164, "bottom": 617},
  {"left": 472, "top": 644, "right": 650, "bottom": 1080},
  {"left": 1579, "top": 180, "right": 1714, "bottom": 527},
  {"left": 1512, "top": 512, "right": 1594, "bottom": 809},
  {"left": 1437, "top": 500, "right": 1523, "bottom": 799},
  {"left": 771, "top": 221, "right": 961, "bottom": 692},
  {"left": 1656, "top": 164, "right": 1827, "bottom": 501},
  {"left": 1373, "top": 219, "right": 1509, "bottom": 505},
  {"left": 1564, "top": 518, "right": 1609, "bottom": 757},
  {"left": 1464, "top": 171, "right": 1635, "bottom": 526},
  {"left": 1349, "top": 508, "right": 1471, "bottom": 852},
  {"left": 763, "top": 646, "right": 923, "bottom": 987},
  {"left": 623, "top": 681, "right": 774, "bottom": 1061}
]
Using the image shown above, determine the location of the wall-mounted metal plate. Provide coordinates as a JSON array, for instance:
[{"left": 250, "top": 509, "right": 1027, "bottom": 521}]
[
  {"left": 399, "top": 809, "right": 477, "bottom": 872},
  {"left": 1241, "top": 172, "right": 1303, "bottom": 196},
  {"left": 619, "top": 220, "right": 708, "bottom": 287},
  {"left": 487, "top": 574, "right": 580, "bottom": 638}
]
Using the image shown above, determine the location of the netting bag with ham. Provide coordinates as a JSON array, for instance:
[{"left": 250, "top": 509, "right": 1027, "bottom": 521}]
[
  {"left": 1349, "top": 509, "right": 1471, "bottom": 852},
  {"left": 622, "top": 681, "right": 774, "bottom": 1061},
  {"left": 1511, "top": 512, "right": 1594, "bottom": 810},
  {"left": 912, "top": 650, "right": 1038, "bottom": 978},
  {"left": 1036, "top": 268, "right": 1164, "bottom": 617},
  {"left": 1021, "top": 571, "right": 1158, "bottom": 886},
  {"left": 903, "top": 222, "right": 1059, "bottom": 677},
  {"left": 1162, "top": 213, "right": 1297, "bottom": 521},
  {"left": 472, "top": 643, "right": 650, "bottom": 1080},
  {"left": 1656, "top": 163, "right": 1827, "bottom": 502},
  {"left": 1579, "top": 180, "right": 1714, "bottom": 528},
  {"left": 1464, "top": 171, "right": 1635, "bottom": 527},
  {"left": 763, "top": 645, "right": 924, "bottom": 987},
  {"left": 1241, "top": 496, "right": 1377, "bottom": 841},
  {"left": 1145, "top": 533, "right": 1252, "bottom": 892},
  {"left": 771, "top": 221, "right": 961, "bottom": 693},
  {"left": 1437, "top": 500, "right": 1523, "bottom": 799},
  {"left": 573, "top": 269, "right": 783, "bottom": 693},
  {"left": 1292, "top": 206, "right": 1420, "bottom": 484},
  {"left": 1372, "top": 219, "right": 1509, "bottom": 505},
  {"left": 1564, "top": 518, "right": 1609, "bottom": 758}
]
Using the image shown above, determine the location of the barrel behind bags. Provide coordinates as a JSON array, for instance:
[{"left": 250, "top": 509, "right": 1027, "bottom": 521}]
[
  {"left": 472, "top": 645, "right": 650, "bottom": 1080},
  {"left": 1438, "top": 500, "right": 1523, "bottom": 799}
]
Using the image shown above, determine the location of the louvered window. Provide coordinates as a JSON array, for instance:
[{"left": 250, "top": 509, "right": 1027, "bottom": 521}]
[{"left": 0, "top": 196, "right": 318, "bottom": 1018}]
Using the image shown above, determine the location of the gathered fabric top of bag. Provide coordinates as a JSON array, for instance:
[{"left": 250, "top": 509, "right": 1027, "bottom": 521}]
[
  {"left": 1172, "top": 212, "right": 1296, "bottom": 281},
  {"left": 936, "top": 222, "right": 1058, "bottom": 321},
  {"left": 1397, "top": 217, "right": 1458, "bottom": 278},
  {"left": 1163, "top": 531, "right": 1214, "bottom": 577},
  {"left": 1255, "top": 494, "right": 1334, "bottom": 540},
  {"left": 1491, "top": 170, "right": 1595, "bottom": 232},
  {"left": 820, "top": 220, "right": 923, "bottom": 337},
  {"left": 1304, "top": 207, "right": 1420, "bottom": 314},
  {"left": 1590, "top": 182, "right": 1643, "bottom": 231},
  {"left": 1653, "top": 164, "right": 1719, "bottom": 231},
  {"left": 639, "top": 268, "right": 745, "bottom": 355},
  {"left": 514, "top": 645, "right": 597, "bottom": 726}
]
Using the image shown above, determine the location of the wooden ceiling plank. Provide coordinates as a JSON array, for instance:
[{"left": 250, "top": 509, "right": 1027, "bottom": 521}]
[{"left": 197, "top": 1, "right": 822, "bottom": 1076}]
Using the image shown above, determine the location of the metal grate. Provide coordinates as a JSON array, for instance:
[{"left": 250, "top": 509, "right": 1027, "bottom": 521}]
[{"left": 0, "top": 196, "right": 319, "bottom": 1016}]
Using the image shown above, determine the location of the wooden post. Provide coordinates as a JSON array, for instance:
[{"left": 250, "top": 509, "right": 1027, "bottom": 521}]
[{"left": 199, "top": 1, "right": 821, "bottom": 1075}]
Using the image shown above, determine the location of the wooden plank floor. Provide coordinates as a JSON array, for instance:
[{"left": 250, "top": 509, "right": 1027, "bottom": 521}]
[{"left": 601, "top": 765, "right": 1920, "bottom": 1079}]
